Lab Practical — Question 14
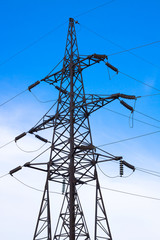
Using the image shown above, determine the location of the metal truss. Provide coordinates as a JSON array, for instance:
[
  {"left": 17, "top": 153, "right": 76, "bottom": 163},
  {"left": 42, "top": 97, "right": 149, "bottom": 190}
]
[{"left": 23, "top": 17, "right": 136, "bottom": 240}]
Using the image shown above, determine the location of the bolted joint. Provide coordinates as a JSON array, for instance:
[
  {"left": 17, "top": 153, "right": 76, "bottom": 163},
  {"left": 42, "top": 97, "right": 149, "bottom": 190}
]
[{"left": 24, "top": 162, "right": 31, "bottom": 167}]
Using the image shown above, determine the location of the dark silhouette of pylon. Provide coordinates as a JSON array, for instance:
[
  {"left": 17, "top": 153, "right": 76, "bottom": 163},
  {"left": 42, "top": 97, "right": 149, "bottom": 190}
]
[{"left": 24, "top": 17, "right": 135, "bottom": 240}]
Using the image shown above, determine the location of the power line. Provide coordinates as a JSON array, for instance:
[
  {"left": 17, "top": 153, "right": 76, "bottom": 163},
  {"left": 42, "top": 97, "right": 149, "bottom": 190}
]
[
  {"left": 16, "top": 141, "right": 47, "bottom": 153},
  {"left": 135, "top": 109, "right": 160, "bottom": 124},
  {"left": 97, "top": 146, "right": 160, "bottom": 179},
  {"left": 0, "top": 102, "right": 57, "bottom": 152},
  {"left": 0, "top": 89, "right": 28, "bottom": 107},
  {"left": 98, "top": 155, "right": 160, "bottom": 178},
  {"left": 136, "top": 167, "right": 160, "bottom": 175},
  {"left": 119, "top": 70, "right": 160, "bottom": 92},
  {"left": 0, "top": 1, "right": 117, "bottom": 68},
  {"left": 98, "top": 130, "right": 160, "bottom": 148},
  {"left": 97, "top": 163, "right": 119, "bottom": 178},
  {"left": 87, "top": 183, "right": 160, "bottom": 201},
  {"left": 0, "top": 0, "right": 113, "bottom": 68},
  {"left": 0, "top": 110, "right": 159, "bottom": 153},
  {"left": 0, "top": 57, "right": 63, "bottom": 108},
  {"left": 31, "top": 100, "right": 58, "bottom": 130},
  {"left": 136, "top": 168, "right": 160, "bottom": 177},
  {"left": 80, "top": 24, "right": 160, "bottom": 69},
  {"left": 8, "top": 174, "right": 160, "bottom": 201},
  {"left": 0, "top": 22, "right": 67, "bottom": 67},
  {"left": 11, "top": 175, "right": 62, "bottom": 195},
  {"left": 86, "top": 92, "right": 160, "bottom": 98},
  {"left": 104, "top": 107, "right": 160, "bottom": 129},
  {"left": 108, "top": 40, "right": 160, "bottom": 56},
  {"left": 75, "top": 0, "right": 116, "bottom": 18},
  {"left": 139, "top": 93, "right": 160, "bottom": 98},
  {"left": 30, "top": 91, "right": 57, "bottom": 104},
  {"left": 0, "top": 173, "right": 9, "bottom": 179},
  {"left": 0, "top": 139, "right": 15, "bottom": 150},
  {"left": 29, "top": 145, "right": 51, "bottom": 163}
]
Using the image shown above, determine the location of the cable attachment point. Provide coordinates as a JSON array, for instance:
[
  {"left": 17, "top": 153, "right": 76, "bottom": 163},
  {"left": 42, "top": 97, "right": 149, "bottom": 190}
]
[
  {"left": 120, "top": 160, "right": 135, "bottom": 177},
  {"left": 120, "top": 94, "right": 136, "bottom": 100},
  {"left": 35, "top": 135, "right": 48, "bottom": 143},
  {"left": 23, "top": 162, "right": 30, "bottom": 167},
  {"left": 15, "top": 132, "right": 27, "bottom": 142},
  {"left": 120, "top": 100, "right": 134, "bottom": 112},
  {"left": 105, "top": 62, "right": 118, "bottom": 73},
  {"left": 9, "top": 166, "right": 22, "bottom": 176},
  {"left": 93, "top": 54, "right": 108, "bottom": 60},
  {"left": 119, "top": 160, "right": 123, "bottom": 177},
  {"left": 28, "top": 81, "right": 40, "bottom": 91},
  {"left": 62, "top": 178, "right": 66, "bottom": 194},
  {"left": 123, "top": 161, "right": 135, "bottom": 171}
]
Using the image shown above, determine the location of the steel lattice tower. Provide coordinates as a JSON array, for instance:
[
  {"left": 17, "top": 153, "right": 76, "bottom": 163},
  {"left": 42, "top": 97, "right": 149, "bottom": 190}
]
[{"left": 21, "top": 17, "right": 135, "bottom": 240}]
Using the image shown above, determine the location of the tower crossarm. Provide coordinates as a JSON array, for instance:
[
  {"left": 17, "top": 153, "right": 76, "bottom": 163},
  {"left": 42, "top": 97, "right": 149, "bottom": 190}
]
[
  {"left": 74, "top": 93, "right": 136, "bottom": 116},
  {"left": 27, "top": 92, "right": 136, "bottom": 135},
  {"left": 74, "top": 54, "right": 108, "bottom": 71},
  {"left": 41, "top": 54, "right": 112, "bottom": 86},
  {"left": 28, "top": 115, "right": 57, "bottom": 133},
  {"left": 41, "top": 69, "right": 63, "bottom": 85}
]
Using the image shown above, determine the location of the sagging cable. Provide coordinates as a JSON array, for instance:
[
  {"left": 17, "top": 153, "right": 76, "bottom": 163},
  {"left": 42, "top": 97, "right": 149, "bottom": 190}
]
[
  {"left": 16, "top": 141, "right": 47, "bottom": 153},
  {"left": 129, "top": 99, "right": 137, "bottom": 128}
]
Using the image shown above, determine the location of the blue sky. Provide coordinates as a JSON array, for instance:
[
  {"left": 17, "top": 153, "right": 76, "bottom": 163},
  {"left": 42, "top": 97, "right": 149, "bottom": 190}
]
[{"left": 0, "top": 0, "right": 160, "bottom": 239}]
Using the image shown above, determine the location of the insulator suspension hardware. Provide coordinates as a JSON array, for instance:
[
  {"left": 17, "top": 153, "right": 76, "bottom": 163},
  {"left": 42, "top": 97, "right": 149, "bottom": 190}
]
[
  {"left": 119, "top": 160, "right": 135, "bottom": 177},
  {"left": 123, "top": 161, "right": 135, "bottom": 171},
  {"left": 9, "top": 166, "right": 22, "bottom": 175},
  {"left": 119, "top": 160, "right": 123, "bottom": 177},
  {"left": 93, "top": 53, "right": 108, "bottom": 60},
  {"left": 35, "top": 135, "right": 48, "bottom": 143},
  {"left": 62, "top": 178, "right": 66, "bottom": 194},
  {"left": 120, "top": 100, "right": 134, "bottom": 112},
  {"left": 105, "top": 62, "right": 118, "bottom": 73},
  {"left": 110, "top": 93, "right": 136, "bottom": 99},
  {"left": 15, "top": 132, "right": 26, "bottom": 142},
  {"left": 28, "top": 81, "right": 40, "bottom": 91},
  {"left": 119, "top": 94, "right": 136, "bottom": 100}
]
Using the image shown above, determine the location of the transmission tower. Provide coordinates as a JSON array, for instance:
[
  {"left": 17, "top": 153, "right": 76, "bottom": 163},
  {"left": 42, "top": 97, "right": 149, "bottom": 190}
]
[{"left": 14, "top": 17, "right": 136, "bottom": 240}]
